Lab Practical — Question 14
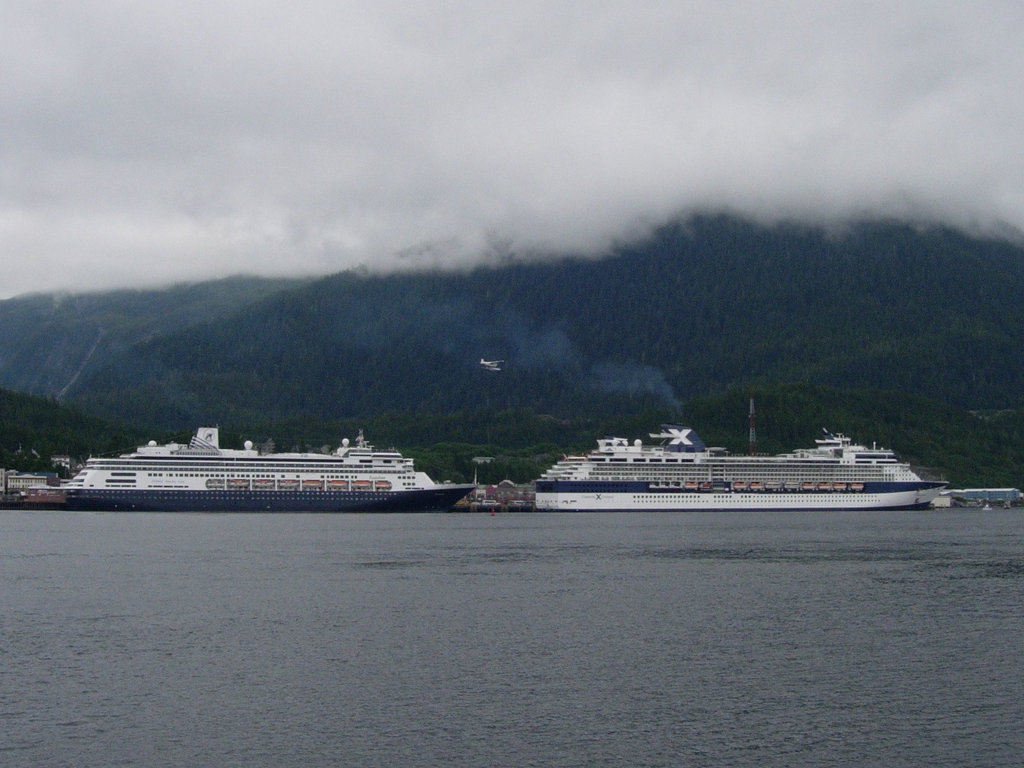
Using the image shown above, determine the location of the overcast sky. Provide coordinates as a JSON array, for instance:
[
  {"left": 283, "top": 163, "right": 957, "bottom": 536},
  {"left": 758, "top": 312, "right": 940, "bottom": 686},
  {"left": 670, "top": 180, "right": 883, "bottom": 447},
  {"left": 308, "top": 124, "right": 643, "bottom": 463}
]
[{"left": 2, "top": 1, "right": 1022, "bottom": 298}]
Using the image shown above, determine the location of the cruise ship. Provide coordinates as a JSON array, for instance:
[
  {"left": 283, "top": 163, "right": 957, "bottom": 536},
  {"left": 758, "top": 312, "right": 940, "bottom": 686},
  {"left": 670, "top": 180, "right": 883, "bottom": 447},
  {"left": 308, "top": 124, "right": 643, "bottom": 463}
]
[
  {"left": 63, "top": 427, "right": 474, "bottom": 512},
  {"left": 534, "top": 425, "right": 946, "bottom": 511}
]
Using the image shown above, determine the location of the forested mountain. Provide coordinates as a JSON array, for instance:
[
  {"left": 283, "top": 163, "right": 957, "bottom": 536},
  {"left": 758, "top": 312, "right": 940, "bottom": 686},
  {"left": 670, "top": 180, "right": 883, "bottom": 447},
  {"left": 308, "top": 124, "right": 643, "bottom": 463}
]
[
  {"left": 0, "top": 276, "right": 306, "bottom": 398},
  {"left": 3, "top": 215, "right": 1024, "bottom": 434},
  {"left": 33, "top": 215, "right": 1024, "bottom": 427}
]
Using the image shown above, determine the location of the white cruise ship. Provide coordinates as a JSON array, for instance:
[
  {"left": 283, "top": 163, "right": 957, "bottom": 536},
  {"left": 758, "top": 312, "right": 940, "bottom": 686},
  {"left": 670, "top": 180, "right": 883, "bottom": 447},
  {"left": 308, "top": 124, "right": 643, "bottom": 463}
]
[
  {"left": 534, "top": 425, "right": 946, "bottom": 511},
  {"left": 63, "top": 427, "right": 474, "bottom": 512}
]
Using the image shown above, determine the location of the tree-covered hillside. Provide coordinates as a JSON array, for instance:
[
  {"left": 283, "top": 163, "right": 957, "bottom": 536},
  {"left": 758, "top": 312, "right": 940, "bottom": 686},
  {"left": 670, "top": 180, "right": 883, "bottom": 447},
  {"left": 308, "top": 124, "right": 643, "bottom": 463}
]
[
  {"left": 0, "top": 388, "right": 142, "bottom": 474},
  {"left": 0, "top": 276, "right": 306, "bottom": 398},
  {"left": 5, "top": 382, "right": 1024, "bottom": 488},
  {"left": 57, "top": 216, "right": 1024, "bottom": 427}
]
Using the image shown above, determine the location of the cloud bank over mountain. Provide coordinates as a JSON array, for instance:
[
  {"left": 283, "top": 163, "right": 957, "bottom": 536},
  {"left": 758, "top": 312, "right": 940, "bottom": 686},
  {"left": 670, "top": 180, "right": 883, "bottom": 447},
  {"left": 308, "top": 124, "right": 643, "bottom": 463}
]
[{"left": 2, "top": 1, "right": 1023, "bottom": 297}]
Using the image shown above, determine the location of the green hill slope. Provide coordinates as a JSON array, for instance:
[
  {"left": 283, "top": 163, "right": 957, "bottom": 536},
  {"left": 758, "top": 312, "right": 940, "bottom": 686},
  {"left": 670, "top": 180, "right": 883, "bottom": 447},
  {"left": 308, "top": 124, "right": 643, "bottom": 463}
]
[
  {"left": 58, "top": 216, "right": 1024, "bottom": 427},
  {"left": 0, "top": 388, "right": 142, "bottom": 474},
  {"left": 0, "top": 276, "right": 306, "bottom": 398}
]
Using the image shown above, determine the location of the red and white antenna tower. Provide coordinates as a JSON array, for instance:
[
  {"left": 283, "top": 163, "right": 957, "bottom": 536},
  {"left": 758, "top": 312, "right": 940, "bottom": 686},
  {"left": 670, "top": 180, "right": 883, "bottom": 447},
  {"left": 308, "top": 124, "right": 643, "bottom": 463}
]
[{"left": 748, "top": 391, "right": 756, "bottom": 456}]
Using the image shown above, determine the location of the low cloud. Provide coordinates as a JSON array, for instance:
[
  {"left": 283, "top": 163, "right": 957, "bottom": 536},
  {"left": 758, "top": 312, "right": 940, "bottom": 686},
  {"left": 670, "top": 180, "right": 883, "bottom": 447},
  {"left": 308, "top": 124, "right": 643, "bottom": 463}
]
[{"left": 3, "top": 2, "right": 1023, "bottom": 297}]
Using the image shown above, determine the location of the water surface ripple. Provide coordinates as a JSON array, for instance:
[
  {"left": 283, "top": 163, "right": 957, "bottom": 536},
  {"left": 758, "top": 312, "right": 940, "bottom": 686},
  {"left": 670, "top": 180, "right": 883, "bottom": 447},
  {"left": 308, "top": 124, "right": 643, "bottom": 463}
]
[{"left": 3, "top": 510, "right": 1021, "bottom": 767}]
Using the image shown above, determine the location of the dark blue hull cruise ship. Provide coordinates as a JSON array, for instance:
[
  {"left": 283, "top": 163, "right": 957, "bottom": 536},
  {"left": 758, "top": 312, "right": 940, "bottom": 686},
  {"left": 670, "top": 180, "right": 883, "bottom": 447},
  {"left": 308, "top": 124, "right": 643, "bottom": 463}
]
[{"left": 63, "top": 427, "right": 473, "bottom": 513}]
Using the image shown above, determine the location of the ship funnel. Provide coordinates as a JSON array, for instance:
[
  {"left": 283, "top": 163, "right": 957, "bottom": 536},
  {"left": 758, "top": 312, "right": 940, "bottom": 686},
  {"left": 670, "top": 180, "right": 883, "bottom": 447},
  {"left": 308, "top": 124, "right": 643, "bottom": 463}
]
[{"left": 190, "top": 428, "right": 220, "bottom": 450}]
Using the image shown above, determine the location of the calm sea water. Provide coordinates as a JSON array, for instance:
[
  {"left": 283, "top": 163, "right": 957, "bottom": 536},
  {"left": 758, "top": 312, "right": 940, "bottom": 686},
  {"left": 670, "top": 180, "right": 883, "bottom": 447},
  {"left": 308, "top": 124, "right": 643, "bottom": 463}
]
[{"left": 3, "top": 510, "right": 1022, "bottom": 767}]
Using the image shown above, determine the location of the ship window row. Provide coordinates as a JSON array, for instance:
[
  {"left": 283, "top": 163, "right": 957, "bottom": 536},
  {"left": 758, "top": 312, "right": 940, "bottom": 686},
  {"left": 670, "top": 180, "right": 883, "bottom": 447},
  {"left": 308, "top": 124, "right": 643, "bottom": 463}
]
[
  {"left": 102, "top": 456, "right": 401, "bottom": 463},
  {"left": 95, "top": 463, "right": 408, "bottom": 473},
  {"left": 107, "top": 471, "right": 416, "bottom": 480},
  {"left": 624, "top": 492, "right": 880, "bottom": 503},
  {"left": 589, "top": 475, "right": 892, "bottom": 481},
  {"left": 591, "top": 457, "right": 696, "bottom": 463},
  {"left": 585, "top": 456, "right": 902, "bottom": 468},
  {"left": 96, "top": 459, "right": 407, "bottom": 469},
  {"left": 586, "top": 471, "right": 892, "bottom": 482},
  {"left": 586, "top": 465, "right": 886, "bottom": 475}
]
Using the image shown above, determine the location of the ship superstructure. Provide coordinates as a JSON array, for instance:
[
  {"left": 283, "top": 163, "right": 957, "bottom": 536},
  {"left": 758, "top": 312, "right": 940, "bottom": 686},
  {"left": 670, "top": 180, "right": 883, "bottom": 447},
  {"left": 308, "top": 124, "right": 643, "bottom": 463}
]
[
  {"left": 535, "top": 426, "right": 946, "bottom": 511},
  {"left": 64, "top": 427, "right": 473, "bottom": 512}
]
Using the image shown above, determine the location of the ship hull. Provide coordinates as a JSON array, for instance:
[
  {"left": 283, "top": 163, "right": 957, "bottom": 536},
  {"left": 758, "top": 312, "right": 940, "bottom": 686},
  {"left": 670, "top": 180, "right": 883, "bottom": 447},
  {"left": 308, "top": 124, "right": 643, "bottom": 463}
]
[
  {"left": 534, "top": 481, "right": 947, "bottom": 512},
  {"left": 64, "top": 485, "right": 474, "bottom": 513}
]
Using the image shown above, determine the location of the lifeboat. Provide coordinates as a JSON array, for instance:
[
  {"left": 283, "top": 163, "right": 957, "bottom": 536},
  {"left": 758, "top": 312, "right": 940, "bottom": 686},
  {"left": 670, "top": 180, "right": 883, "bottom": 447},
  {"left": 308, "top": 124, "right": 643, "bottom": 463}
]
[
  {"left": 301, "top": 479, "right": 324, "bottom": 491},
  {"left": 278, "top": 479, "right": 299, "bottom": 490},
  {"left": 374, "top": 480, "right": 392, "bottom": 491},
  {"left": 833, "top": 482, "right": 847, "bottom": 492},
  {"left": 253, "top": 479, "right": 275, "bottom": 490},
  {"left": 227, "top": 478, "right": 250, "bottom": 490},
  {"left": 733, "top": 481, "right": 747, "bottom": 491},
  {"left": 850, "top": 482, "right": 865, "bottom": 492},
  {"left": 206, "top": 478, "right": 226, "bottom": 490},
  {"left": 684, "top": 480, "right": 698, "bottom": 491},
  {"left": 749, "top": 481, "right": 765, "bottom": 491},
  {"left": 352, "top": 480, "right": 372, "bottom": 491},
  {"left": 818, "top": 482, "right": 832, "bottom": 491},
  {"left": 802, "top": 482, "right": 815, "bottom": 491},
  {"left": 327, "top": 479, "right": 349, "bottom": 491}
]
